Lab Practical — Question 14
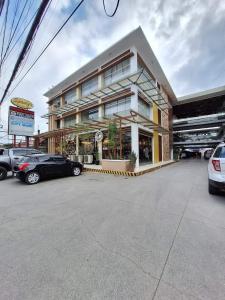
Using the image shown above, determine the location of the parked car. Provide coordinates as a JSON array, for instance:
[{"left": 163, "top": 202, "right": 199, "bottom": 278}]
[
  {"left": 14, "top": 154, "right": 83, "bottom": 184},
  {"left": 208, "top": 143, "right": 225, "bottom": 194},
  {"left": 0, "top": 148, "right": 42, "bottom": 180}
]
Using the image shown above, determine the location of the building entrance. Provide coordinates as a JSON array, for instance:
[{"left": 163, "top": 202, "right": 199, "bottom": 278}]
[{"left": 139, "top": 131, "right": 152, "bottom": 164}]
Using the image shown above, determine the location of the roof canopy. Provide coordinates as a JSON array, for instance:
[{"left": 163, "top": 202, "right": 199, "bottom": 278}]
[
  {"left": 42, "top": 69, "right": 170, "bottom": 119},
  {"left": 37, "top": 109, "right": 169, "bottom": 139}
]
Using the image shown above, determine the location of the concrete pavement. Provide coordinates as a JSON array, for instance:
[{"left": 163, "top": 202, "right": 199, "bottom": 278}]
[{"left": 0, "top": 160, "right": 225, "bottom": 299}]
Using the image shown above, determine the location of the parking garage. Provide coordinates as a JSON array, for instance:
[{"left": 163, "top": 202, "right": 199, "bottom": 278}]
[{"left": 173, "top": 85, "right": 225, "bottom": 158}]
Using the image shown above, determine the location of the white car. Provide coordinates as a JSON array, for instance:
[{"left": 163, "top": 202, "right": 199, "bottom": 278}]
[{"left": 208, "top": 143, "right": 225, "bottom": 194}]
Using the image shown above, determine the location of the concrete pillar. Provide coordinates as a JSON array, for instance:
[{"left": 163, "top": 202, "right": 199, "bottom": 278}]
[
  {"left": 130, "top": 85, "right": 138, "bottom": 111},
  {"left": 76, "top": 110, "right": 80, "bottom": 155},
  {"left": 60, "top": 95, "right": 64, "bottom": 106},
  {"left": 76, "top": 86, "right": 81, "bottom": 99},
  {"left": 131, "top": 123, "right": 139, "bottom": 169},
  {"left": 98, "top": 73, "right": 104, "bottom": 89},
  {"left": 98, "top": 100, "right": 103, "bottom": 161},
  {"left": 60, "top": 118, "right": 64, "bottom": 129},
  {"left": 76, "top": 135, "right": 79, "bottom": 155}
]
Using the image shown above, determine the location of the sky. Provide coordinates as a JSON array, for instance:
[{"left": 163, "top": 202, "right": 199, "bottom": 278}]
[{"left": 0, "top": 0, "right": 225, "bottom": 142}]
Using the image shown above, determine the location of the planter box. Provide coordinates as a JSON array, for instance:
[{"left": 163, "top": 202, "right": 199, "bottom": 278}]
[{"left": 102, "top": 159, "right": 131, "bottom": 171}]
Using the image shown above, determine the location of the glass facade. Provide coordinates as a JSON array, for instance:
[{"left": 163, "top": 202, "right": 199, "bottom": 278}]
[
  {"left": 104, "top": 59, "right": 130, "bottom": 86},
  {"left": 104, "top": 97, "right": 131, "bottom": 117},
  {"left": 54, "top": 97, "right": 61, "bottom": 108},
  {"left": 138, "top": 98, "right": 150, "bottom": 119},
  {"left": 64, "top": 89, "right": 76, "bottom": 105},
  {"left": 81, "top": 108, "right": 99, "bottom": 121},
  {"left": 64, "top": 115, "right": 76, "bottom": 128},
  {"left": 102, "top": 127, "right": 131, "bottom": 159},
  {"left": 81, "top": 77, "right": 98, "bottom": 97}
]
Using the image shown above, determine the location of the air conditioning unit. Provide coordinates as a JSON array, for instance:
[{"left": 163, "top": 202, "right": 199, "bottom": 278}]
[{"left": 84, "top": 155, "right": 93, "bottom": 164}]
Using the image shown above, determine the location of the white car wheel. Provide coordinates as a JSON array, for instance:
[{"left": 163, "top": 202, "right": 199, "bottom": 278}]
[
  {"left": 26, "top": 172, "right": 40, "bottom": 184},
  {"left": 73, "top": 167, "right": 81, "bottom": 176}
]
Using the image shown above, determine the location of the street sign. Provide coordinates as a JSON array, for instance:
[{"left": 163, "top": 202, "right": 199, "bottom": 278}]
[{"left": 11, "top": 97, "right": 33, "bottom": 110}]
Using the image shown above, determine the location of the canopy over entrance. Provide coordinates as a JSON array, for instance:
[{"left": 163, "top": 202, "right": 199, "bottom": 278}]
[{"left": 37, "top": 109, "right": 169, "bottom": 139}]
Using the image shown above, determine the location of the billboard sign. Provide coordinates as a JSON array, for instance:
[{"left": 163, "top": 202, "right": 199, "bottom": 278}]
[
  {"left": 8, "top": 106, "right": 34, "bottom": 136},
  {"left": 11, "top": 97, "right": 33, "bottom": 110}
]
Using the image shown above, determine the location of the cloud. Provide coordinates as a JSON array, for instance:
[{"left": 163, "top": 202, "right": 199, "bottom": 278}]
[{"left": 0, "top": 0, "right": 225, "bottom": 142}]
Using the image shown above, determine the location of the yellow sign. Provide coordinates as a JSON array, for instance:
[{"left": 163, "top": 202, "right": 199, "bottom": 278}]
[{"left": 11, "top": 98, "right": 33, "bottom": 110}]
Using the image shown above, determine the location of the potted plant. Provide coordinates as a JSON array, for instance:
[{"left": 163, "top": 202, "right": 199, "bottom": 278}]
[
  {"left": 108, "top": 122, "right": 118, "bottom": 159},
  {"left": 102, "top": 122, "right": 131, "bottom": 171},
  {"left": 94, "top": 152, "right": 100, "bottom": 165},
  {"left": 128, "top": 151, "right": 137, "bottom": 172}
]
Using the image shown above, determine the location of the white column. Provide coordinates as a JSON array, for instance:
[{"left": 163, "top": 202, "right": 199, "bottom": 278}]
[
  {"left": 98, "top": 73, "right": 104, "bottom": 89},
  {"left": 76, "top": 110, "right": 80, "bottom": 155},
  {"left": 130, "top": 85, "right": 138, "bottom": 111},
  {"left": 98, "top": 100, "right": 103, "bottom": 161},
  {"left": 60, "top": 118, "right": 64, "bottom": 129},
  {"left": 131, "top": 123, "right": 139, "bottom": 169}
]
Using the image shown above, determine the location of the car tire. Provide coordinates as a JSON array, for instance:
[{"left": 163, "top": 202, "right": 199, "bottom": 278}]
[
  {"left": 25, "top": 171, "right": 40, "bottom": 185},
  {"left": 0, "top": 166, "right": 7, "bottom": 180},
  {"left": 72, "top": 166, "right": 81, "bottom": 176},
  {"left": 208, "top": 182, "right": 218, "bottom": 195}
]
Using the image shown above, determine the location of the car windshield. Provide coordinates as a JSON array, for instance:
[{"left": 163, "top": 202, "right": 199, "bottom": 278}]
[
  {"left": 18, "top": 156, "right": 39, "bottom": 163},
  {"left": 213, "top": 146, "right": 225, "bottom": 158}
]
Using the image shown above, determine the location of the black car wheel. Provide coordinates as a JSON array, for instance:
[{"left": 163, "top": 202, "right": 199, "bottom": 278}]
[
  {"left": 72, "top": 166, "right": 81, "bottom": 176},
  {"left": 25, "top": 171, "right": 40, "bottom": 184},
  {"left": 0, "top": 166, "right": 7, "bottom": 180},
  {"left": 208, "top": 181, "right": 218, "bottom": 195}
]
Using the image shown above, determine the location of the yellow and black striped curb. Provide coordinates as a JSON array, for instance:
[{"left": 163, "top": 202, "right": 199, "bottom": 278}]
[{"left": 83, "top": 161, "right": 175, "bottom": 177}]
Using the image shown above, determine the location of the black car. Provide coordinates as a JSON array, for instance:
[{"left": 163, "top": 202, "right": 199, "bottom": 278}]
[{"left": 14, "top": 154, "right": 83, "bottom": 184}]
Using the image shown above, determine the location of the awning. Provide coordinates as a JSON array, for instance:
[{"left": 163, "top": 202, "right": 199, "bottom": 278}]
[
  {"left": 42, "top": 69, "right": 170, "bottom": 118},
  {"left": 36, "top": 109, "right": 169, "bottom": 139}
]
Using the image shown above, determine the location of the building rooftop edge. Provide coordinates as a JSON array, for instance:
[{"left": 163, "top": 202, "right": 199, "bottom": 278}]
[
  {"left": 176, "top": 85, "right": 225, "bottom": 105},
  {"left": 44, "top": 27, "right": 177, "bottom": 104}
]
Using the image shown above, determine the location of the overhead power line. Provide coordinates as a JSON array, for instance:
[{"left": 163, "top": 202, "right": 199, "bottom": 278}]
[
  {"left": 2, "top": 0, "right": 121, "bottom": 101},
  {"left": 103, "top": 0, "right": 120, "bottom": 17},
  {"left": 4, "top": 0, "right": 85, "bottom": 100},
  {"left": 0, "top": 0, "right": 51, "bottom": 105},
  {"left": 0, "top": 0, "right": 5, "bottom": 16}
]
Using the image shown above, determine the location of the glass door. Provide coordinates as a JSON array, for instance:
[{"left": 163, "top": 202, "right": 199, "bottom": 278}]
[{"left": 139, "top": 131, "right": 152, "bottom": 164}]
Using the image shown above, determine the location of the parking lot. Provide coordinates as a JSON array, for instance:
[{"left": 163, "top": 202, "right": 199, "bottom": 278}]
[{"left": 0, "top": 160, "right": 225, "bottom": 300}]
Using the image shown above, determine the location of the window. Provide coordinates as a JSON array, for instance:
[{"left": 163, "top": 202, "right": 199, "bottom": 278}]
[
  {"left": 13, "top": 149, "right": 27, "bottom": 156},
  {"left": 104, "top": 97, "right": 131, "bottom": 117},
  {"left": 81, "top": 77, "right": 98, "bottom": 97},
  {"left": 64, "top": 89, "right": 76, "bottom": 105},
  {"left": 158, "top": 109, "right": 162, "bottom": 125},
  {"left": 64, "top": 116, "right": 76, "bottom": 128},
  {"left": 26, "top": 149, "right": 42, "bottom": 155},
  {"left": 213, "top": 147, "right": 225, "bottom": 158},
  {"left": 56, "top": 119, "right": 60, "bottom": 129},
  {"left": 53, "top": 156, "right": 65, "bottom": 162},
  {"left": 138, "top": 98, "right": 150, "bottom": 119},
  {"left": 54, "top": 97, "right": 61, "bottom": 108},
  {"left": 19, "top": 156, "right": 39, "bottom": 163},
  {"left": 81, "top": 108, "right": 99, "bottom": 121},
  {"left": 104, "top": 59, "right": 130, "bottom": 86},
  {"left": 39, "top": 155, "right": 52, "bottom": 162}
]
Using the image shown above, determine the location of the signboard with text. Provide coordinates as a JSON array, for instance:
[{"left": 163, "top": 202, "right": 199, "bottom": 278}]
[{"left": 8, "top": 106, "right": 34, "bottom": 136}]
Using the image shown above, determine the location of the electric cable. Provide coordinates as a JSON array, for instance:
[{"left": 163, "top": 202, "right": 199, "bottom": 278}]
[
  {"left": 103, "top": 0, "right": 120, "bottom": 17},
  {"left": 4, "top": 0, "right": 85, "bottom": 101},
  {"left": 0, "top": 0, "right": 9, "bottom": 65},
  {"left": 0, "top": 0, "right": 52, "bottom": 104},
  {"left": 0, "top": 0, "right": 5, "bottom": 16},
  {"left": 1, "top": 0, "right": 120, "bottom": 102},
  {"left": 0, "top": 0, "right": 30, "bottom": 69}
]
